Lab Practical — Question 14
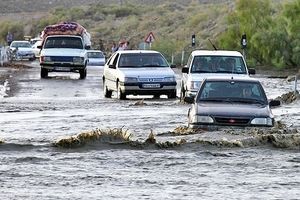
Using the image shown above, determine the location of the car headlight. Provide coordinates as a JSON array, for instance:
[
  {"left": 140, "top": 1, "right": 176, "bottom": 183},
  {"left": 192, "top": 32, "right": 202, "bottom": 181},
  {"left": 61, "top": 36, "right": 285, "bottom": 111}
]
[
  {"left": 191, "top": 115, "right": 214, "bottom": 123},
  {"left": 73, "top": 57, "right": 84, "bottom": 63},
  {"left": 40, "top": 56, "right": 51, "bottom": 62},
  {"left": 164, "top": 77, "right": 176, "bottom": 82},
  {"left": 124, "top": 77, "right": 138, "bottom": 82},
  {"left": 188, "top": 81, "right": 201, "bottom": 90},
  {"left": 250, "top": 118, "right": 273, "bottom": 126}
]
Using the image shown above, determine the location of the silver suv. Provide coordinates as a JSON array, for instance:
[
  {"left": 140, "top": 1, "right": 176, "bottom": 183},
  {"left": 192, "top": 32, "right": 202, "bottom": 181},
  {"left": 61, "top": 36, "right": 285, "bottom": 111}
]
[
  {"left": 180, "top": 50, "right": 255, "bottom": 102},
  {"left": 103, "top": 50, "right": 177, "bottom": 99}
]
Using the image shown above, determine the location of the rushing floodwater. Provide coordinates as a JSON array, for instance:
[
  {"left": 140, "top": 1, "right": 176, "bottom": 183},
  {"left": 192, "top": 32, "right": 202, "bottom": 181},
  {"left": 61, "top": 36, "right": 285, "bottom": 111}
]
[{"left": 0, "top": 63, "right": 299, "bottom": 199}]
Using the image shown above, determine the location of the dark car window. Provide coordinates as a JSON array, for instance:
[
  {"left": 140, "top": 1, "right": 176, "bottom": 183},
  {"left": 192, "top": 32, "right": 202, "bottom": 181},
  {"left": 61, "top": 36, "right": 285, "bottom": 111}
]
[
  {"left": 191, "top": 56, "right": 247, "bottom": 74},
  {"left": 44, "top": 37, "right": 83, "bottom": 49},
  {"left": 118, "top": 53, "right": 169, "bottom": 68},
  {"left": 197, "top": 80, "right": 268, "bottom": 104}
]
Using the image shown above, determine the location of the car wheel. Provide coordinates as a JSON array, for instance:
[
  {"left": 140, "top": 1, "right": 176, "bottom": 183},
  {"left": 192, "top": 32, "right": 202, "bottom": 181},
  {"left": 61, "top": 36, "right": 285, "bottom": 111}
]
[
  {"left": 103, "top": 80, "right": 112, "bottom": 98},
  {"left": 168, "top": 90, "right": 177, "bottom": 99},
  {"left": 41, "top": 68, "right": 48, "bottom": 78},
  {"left": 153, "top": 94, "right": 160, "bottom": 99},
  {"left": 117, "top": 82, "right": 126, "bottom": 100},
  {"left": 79, "top": 68, "right": 87, "bottom": 79},
  {"left": 180, "top": 86, "right": 186, "bottom": 102}
]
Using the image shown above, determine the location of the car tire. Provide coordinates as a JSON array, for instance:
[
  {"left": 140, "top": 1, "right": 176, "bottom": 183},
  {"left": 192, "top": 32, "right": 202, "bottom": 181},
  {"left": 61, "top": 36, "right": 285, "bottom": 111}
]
[
  {"left": 168, "top": 90, "right": 177, "bottom": 99},
  {"left": 117, "top": 82, "right": 126, "bottom": 100},
  {"left": 103, "top": 80, "right": 112, "bottom": 98},
  {"left": 180, "top": 85, "right": 186, "bottom": 102},
  {"left": 41, "top": 68, "right": 48, "bottom": 78},
  {"left": 79, "top": 68, "right": 87, "bottom": 79},
  {"left": 153, "top": 94, "right": 160, "bottom": 99}
]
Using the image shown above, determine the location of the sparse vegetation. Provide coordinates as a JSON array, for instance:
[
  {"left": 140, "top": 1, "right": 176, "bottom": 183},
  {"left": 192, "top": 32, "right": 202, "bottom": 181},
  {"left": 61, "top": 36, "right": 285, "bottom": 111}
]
[{"left": 0, "top": 0, "right": 298, "bottom": 68}]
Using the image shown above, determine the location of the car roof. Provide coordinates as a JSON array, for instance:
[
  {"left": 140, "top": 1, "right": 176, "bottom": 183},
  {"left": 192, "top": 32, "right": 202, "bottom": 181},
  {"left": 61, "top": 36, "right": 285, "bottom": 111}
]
[
  {"left": 203, "top": 76, "right": 259, "bottom": 83},
  {"left": 191, "top": 50, "right": 243, "bottom": 57},
  {"left": 117, "top": 50, "right": 160, "bottom": 54}
]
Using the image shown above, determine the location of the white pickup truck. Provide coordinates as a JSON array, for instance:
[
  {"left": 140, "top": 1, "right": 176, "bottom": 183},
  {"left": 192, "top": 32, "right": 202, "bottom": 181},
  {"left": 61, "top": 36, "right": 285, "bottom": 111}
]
[
  {"left": 38, "top": 22, "right": 91, "bottom": 79},
  {"left": 39, "top": 35, "right": 89, "bottom": 79}
]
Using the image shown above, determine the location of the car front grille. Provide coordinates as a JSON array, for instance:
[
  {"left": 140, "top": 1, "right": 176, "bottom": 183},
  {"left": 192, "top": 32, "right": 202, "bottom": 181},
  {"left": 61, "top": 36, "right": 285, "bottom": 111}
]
[
  {"left": 215, "top": 117, "right": 250, "bottom": 125},
  {"left": 138, "top": 78, "right": 164, "bottom": 82},
  {"left": 50, "top": 56, "right": 73, "bottom": 62}
]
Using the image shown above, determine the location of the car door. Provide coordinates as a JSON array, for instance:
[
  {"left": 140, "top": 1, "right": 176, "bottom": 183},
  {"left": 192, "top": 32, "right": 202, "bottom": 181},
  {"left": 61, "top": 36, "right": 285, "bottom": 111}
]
[{"left": 104, "top": 53, "right": 120, "bottom": 91}]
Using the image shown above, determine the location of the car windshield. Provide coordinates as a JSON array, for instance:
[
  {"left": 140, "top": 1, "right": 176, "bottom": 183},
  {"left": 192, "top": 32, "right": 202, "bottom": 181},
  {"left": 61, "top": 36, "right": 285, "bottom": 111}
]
[
  {"left": 87, "top": 52, "right": 104, "bottom": 58},
  {"left": 118, "top": 53, "right": 169, "bottom": 68},
  {"left": 11, "top": 42, "right": 31, "bottom": 48},
  {"left": 197, "top": 80, "right": 268, "bottom": 104},
  {"left": 191, "top": 56, "right": 247, "bottom": 74},
  {"left": 44, "top": 37, "right": 83, "bottom": 49}
]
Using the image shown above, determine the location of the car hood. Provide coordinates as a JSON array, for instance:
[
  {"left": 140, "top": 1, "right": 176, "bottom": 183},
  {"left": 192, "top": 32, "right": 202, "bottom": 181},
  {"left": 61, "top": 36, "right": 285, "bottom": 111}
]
[
  {"left": 40, "top": 48, "right": 86, "bottom": 57},
  {"left": 119, "top": 67, "right": 175, "bottom": 78},
  {"left": 189, "top": 73, "right": 249, "bottom": 82},
  {"left": 196, "top": 102, "right": 272, "bottom": 118}
]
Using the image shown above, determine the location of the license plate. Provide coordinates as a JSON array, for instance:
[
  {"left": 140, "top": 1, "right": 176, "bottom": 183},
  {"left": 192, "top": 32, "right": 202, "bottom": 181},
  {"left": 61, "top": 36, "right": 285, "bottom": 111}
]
[
  {"left": 142, "top": 84, "right": 160, "bottom": 88},
  {"left": 55, "top": 67, "right": 70, "bottom": 71}
]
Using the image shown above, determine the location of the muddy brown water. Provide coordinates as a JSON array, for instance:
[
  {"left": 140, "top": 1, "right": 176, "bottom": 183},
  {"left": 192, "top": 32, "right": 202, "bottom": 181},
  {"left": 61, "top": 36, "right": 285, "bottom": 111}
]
[{"left": 0, "top": 61, "right": 299, "bottom": 199}]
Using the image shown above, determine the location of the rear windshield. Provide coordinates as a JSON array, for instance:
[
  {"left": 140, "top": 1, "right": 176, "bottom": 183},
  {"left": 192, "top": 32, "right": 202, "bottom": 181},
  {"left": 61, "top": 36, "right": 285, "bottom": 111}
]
[
  {"left": 118, "top": 53, "right": 169, "bottom": 68},
  {"left": 87, "top": 52, "right": 104, "bottom": 58},
  {"left": 191, "top": 56, "right": 247, "bottom": 74},
  {"left": 44, "top": 37, "right": 83, "bottom": 49}
]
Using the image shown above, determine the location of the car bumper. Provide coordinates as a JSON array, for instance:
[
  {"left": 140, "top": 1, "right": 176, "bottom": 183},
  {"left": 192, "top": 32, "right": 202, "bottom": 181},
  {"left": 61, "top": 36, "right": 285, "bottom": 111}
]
[
  {"left": 41, "top": 63, "right": 86, "bottom": 72},
  {"left": 189, "top": 122, "right": 274, "bottom": 130},
  {"left": 120, "top": 81, "right": 176, "bottom": 95}
]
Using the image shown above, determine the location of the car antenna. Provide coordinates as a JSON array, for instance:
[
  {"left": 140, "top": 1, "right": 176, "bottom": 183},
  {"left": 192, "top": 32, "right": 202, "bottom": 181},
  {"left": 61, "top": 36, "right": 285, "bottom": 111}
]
[{"left": 208, "top": 39, "right": 218, "bottom": 50}]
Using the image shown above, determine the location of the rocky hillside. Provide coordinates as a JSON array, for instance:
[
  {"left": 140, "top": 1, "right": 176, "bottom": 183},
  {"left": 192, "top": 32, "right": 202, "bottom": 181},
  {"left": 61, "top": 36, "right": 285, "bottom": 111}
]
[{"left": 0, "top": 0, "right": 228, "bottom": 14}]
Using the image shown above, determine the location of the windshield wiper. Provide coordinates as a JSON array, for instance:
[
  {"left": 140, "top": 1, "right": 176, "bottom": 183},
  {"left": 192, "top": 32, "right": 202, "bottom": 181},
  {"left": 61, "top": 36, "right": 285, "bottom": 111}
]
[
  {"left": 230, "top": 98, "right": 266, "bottom": 105},
  {"left": 192, "top": 70, "right": 211, "bottom": 73},
  {"left": 143, "top": 64, "right": 167, "bottom": 67}
]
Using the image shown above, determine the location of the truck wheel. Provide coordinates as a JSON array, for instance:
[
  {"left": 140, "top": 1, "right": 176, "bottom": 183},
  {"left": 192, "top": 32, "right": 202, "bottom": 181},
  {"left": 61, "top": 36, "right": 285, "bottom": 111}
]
[
  {"left": 168, "top": 90, "right": 177, "bottom": 99},
  {"left": 79, "top": 69, "right": 87, "bottom": 79},
  {"left": 117, "top": 82, "right": 126, "bottom": 100},
  {"left": 103, "top": 80, "right": 112, "bottom": 98},
  {"left": 41, "top": 68, "right": 48, "bottom": 78}
]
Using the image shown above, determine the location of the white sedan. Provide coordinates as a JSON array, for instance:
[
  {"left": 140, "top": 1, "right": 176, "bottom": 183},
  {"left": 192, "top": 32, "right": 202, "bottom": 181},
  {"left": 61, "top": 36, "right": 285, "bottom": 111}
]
[
  {"left": 103, "top": 50, "right": 177, "bottom": 99},
  {"left": 9, "top": 40, "right": 36, "bottom": 61}
]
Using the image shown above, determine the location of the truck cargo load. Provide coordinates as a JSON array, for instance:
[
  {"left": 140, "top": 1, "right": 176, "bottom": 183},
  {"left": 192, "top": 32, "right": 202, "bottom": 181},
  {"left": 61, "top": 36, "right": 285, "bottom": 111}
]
[{"left": 41, "top": 22, "right": 91, "bottom": 47}]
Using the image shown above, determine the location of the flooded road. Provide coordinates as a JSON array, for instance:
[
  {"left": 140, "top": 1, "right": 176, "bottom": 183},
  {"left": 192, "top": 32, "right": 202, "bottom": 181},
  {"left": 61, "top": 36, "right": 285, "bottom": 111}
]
[{"left": 0, "top": 61, "right": 300, "bottom": 199}]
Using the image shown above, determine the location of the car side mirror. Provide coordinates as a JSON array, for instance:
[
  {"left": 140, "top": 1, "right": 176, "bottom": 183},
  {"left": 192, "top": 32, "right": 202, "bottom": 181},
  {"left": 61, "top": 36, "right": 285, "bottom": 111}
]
[
  {"left": 269, "top": 99, "right": 280, "bottom": 107},
  {"left": 37, "top": 45, "right": 42, "bottom": 49},
  {"left": 182, "top": 67, "right": 189, "bottom": 74},
  {"left": 184, "top": 96, "right": 195, "bottom": 104},
  {"left": 85, "top": 45, "right": 91, "bottom": 50},
  {"left": 248, "top": 68, "right": 256, "bottom": 75},
  {"left": 109, "top": 64, "right": 116, "bottom": 69},
  {"left": 170, "top": 64, "right": 176, "bottom": 68}
]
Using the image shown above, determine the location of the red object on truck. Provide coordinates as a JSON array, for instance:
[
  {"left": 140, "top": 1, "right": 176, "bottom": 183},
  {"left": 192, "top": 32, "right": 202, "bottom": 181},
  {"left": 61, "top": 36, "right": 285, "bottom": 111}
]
[
  {"left": 40, "top": 21, "right": 91, "bottom": 47},
  {"left": 41, "top": 22, "right": 85, "bottom": 38}
]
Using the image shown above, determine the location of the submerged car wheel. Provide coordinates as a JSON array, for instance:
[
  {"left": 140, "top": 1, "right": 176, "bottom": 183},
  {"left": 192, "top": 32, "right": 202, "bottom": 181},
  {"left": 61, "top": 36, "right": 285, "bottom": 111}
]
[
  {"left": 168, "top": 90, "right": 177, "bottom": 99},
  {"left": 79, "top": 68, "right": 87, "bottom": 79},
  {"left": 180, "top": 86, "right": 186, "bottom": 102},
  {"left": 117, "top": 82, "right": 126, "bottom": 100},
  {"left": 103, "top": 80, "right": 112, "bottom": 98},
  {"left": 40, "top": 68, "right": 48, "bottom": 78}
]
